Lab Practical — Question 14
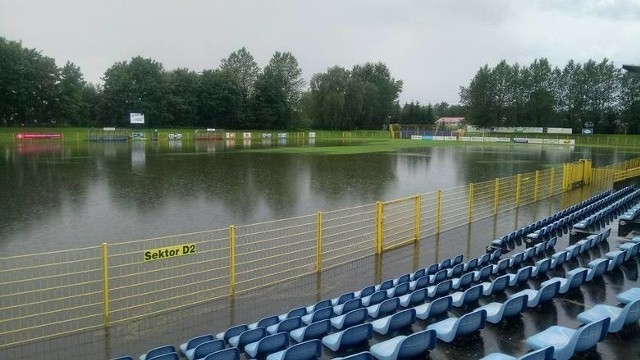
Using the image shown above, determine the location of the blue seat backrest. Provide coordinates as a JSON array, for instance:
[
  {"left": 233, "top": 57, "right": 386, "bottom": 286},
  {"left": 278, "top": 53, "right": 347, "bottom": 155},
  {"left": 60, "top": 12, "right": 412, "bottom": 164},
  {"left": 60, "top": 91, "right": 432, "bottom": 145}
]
[
  {"left": 398, "top": 329, "right": 436, "bottom": 358},
  {"left": 456, "top": 310, "right": 487, "bottom": 336}
]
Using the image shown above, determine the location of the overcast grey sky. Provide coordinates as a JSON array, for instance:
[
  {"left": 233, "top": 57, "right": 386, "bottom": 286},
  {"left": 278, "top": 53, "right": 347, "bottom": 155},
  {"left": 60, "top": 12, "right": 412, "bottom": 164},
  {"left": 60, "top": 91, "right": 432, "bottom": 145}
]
[{"left": 1, "top": 0, "right": 639, "bottom": 104}]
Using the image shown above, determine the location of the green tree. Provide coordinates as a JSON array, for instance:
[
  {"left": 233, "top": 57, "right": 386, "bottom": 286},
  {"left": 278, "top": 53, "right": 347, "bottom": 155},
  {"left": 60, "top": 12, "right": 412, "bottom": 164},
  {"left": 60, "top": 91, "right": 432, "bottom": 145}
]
[
  {"left": 165, "top": 68, "right": 200, "bottom": 127},
  {"left": 460, "top": 65, "right": 499, "bottom": 128},
  {"left": 101, "top": 56, "right": 168, "bottom": 127},
  {"left": 198, "top": 69, "right": 243, "bottom": 128},
  {"left": 252, "top": 51, "right": 304, "bottom": 129},
  {"left": 54, "top": 61, "right": 87, "bottom": 125},
  {"left": 619, "top": 71, "right": 640, "bottom": 133}
]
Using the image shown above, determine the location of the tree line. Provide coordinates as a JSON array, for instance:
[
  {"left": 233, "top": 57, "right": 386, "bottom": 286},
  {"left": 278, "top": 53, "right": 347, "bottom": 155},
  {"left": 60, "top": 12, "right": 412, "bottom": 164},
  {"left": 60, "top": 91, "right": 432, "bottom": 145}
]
[
  {"left": 460, "top": 58, "right": 640, "bottom": 133},
  {"left": 2, "top": 36, "right": 637, "bottom": 132}
]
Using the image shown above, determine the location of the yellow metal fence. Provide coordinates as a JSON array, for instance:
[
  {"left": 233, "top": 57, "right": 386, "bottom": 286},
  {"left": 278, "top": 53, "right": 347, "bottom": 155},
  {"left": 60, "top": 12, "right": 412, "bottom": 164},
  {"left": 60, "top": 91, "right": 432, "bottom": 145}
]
[{"left": 2, "top": 158, "right": 639, "bottom": 348}]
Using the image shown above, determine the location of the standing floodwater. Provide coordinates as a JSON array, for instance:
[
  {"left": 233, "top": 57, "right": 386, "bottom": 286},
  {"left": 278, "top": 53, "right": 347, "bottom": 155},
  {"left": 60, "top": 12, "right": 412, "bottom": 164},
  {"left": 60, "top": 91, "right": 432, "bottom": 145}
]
[{"left": 1, "top": 140, "right": 637, "bottom": 255}]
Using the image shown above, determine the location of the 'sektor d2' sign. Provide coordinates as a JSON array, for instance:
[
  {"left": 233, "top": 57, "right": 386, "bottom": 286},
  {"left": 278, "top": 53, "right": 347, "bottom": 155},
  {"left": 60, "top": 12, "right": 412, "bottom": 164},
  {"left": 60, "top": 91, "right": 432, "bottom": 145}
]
[{"left": 143, "top": 244, "right": 196, "bottom": 262}]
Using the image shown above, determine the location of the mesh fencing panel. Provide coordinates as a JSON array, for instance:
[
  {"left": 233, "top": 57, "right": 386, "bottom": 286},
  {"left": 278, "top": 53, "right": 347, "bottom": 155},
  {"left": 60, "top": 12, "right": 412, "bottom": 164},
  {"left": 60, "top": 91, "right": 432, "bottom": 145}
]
[
  {"left": 107, "top": 229, "right": 230, "bottom": 324},
  {"left": 0, "top": 247, "right": 103, "bottom": 348},
  {"left": 381, "top": 196, "right": 417, "bottom": 250},
  {"left": 234, "top": 215, "right": 317, "bottom": 293},
  {"left": 322, "top": 204, "right": 376, "bottom": 269}
]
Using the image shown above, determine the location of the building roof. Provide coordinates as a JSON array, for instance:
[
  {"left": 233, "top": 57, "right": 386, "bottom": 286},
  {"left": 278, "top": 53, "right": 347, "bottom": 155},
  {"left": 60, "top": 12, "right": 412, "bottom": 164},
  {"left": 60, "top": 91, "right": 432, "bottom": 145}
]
[{"left": 435, "top": 117, "right": 464, "bottom": 125}]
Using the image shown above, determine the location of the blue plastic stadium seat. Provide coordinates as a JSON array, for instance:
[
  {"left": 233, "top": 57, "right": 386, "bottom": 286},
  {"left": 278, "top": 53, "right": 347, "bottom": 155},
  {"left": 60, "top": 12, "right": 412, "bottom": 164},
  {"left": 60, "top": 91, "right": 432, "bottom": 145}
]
[
  {"left": 202, "top": 347, "right": 239, "bottom": 360},
  {"left": 426, "top": 263, "right": 440, "bottom": 275},
  {"left": 620, "top": 242, "right": 640, "bottom": 261},
  {"left": 306, "top": 299, "right": 332, "bottom": 313},
  {"left": 140, "top": 345, "right": 176, "bottom": 360},
  {"left": 330, "top": 308, "right": 368, "bottom": 330},
  {"left": 605, "top": 250, "right": 625, "bottom": 271},
  {"left": 367, "top": 297, "right": 400, "bottom": 318},
  {"left": 577, "top": 298, "right": 640, "bottom": 332},
  {"left": 354, "top": 285, "right": 375, "bottom": 299},
  {"left": 414, "top": 295, "right": 453, "bottom": 320},
  {"left": 427, "top": 279, "right": 453, "bottom": 298},
  {"left": 333, "top": 351, "right": 373, "bottom": 360},
  {"left": 376, "top": 279, "right": 395, "bottom": 292},
  {"left": 617, "top": 287, "right": 640, "bottom": 304},
  {"left": 393, "top": 273, "right": 411, "bottom": 286},
  {"left": 450, "top": 284, "right": 483, "bottom": 307},
  {"left": 585, "top": 258, "right": 609, "bottom": 281},
  {"left": 180, "top": 334, "right": 215, "bottom": 355},
  {"left": 249, "top": 316, "right": 280, "bottom": 330},
  {"left": 185, "top": 340, "right": 225, "bottom": 360},
  {"left": 370, "top": 308, "right": 416, "bottom": 335},
  {"left": 541, "top": 267, "right": 588, "bottom": 294},
  {"left": 216, "top": 324, "right": 249, "bottom": 343},
  {"left": 361, "top": 290, "right": 387, "bottom": 307},
  {"left": 473, "top": 265, "right": 493, "bottom": 282},
  {"left": 266, "top": 339, "right": 321, "bottom": 360},
  {"left": 267, "top": 316, "right": 302, "bottom": 334},
  {"left": 409, "top": 275, "right": 432, "bottom": 291},
  {"left": 481, "top": 275, "right": 510, "bottom": 296},
  {"left": 430, "top": 269, "right": 449, "bottom": 284},
  {"left": 332, "top": 292, "right": 355, "bottom": 306},
  {"left": 532, "top": 258, "right": 552, "bottom": 277},
  {"left": 289, "top": 319, "right": 331, "bottom": 343},
  {"left": 279, "top": 306, "right": 307, "bottom": 321},
  {"left": 492, "top": 258, "right": 510, "bottom": 275},
  {"left": 508, "top": 266, "right": 534, "bottom": 287},
  {"left": 147, "top": 353, "right": 178, "bottom": 360},
  {"left": 112, "top": 357, "right": 134, "bottom": 360},
  {"left": 228, "top": 327, "right": 267, "bottom": 350},
  {"left": 386, "top": 282, "right": 410, "bottom": 298},
  {"left": 480, "top": 346, "right": 554, "bottom": 360},
  {"left": 398, "top": 287, "right": 427, "bottom": 307},
  {"left": 477, "top": 294, "right": 528, "bottom": 324},
  {"left": 410, "top": 268, "right": 426, "bottom": 281},
  {"left": 512, "top": 281, "right": 560, "bottom": 308},
  {"left": 369, "top": 329, "right": 436, "bottom": 360},
  {"left": 426, "top": 309, "right": 487, "bottom": 342},
  {"left": 451, "top": 272, "right": 475, "bottom": 290},
  {"left": 447, "top": 263, "right": 465, "bottom": 278},
  {"left": 464, "top": 257, "right": 479, "bottom": 272},
  {"left": 321, "top": 323, "right": 373, "bottom": 352},
  {"left": 333, "top": 298, "right": 362, "bottom": 316},
  {"left": 525, "top": 318, "right": 610, "bottom": 360},
  {"left": 244, "top": 332, "right": 289, "bottom": 358},
  {"left": 550, "top": 251, "right": 568, "bottom": 268},
  {"left": 301, "top": 306, "right": 333, "bottom": 325},
  {"left": 510, "top": 252, "right": 525, "bottom": 267}
]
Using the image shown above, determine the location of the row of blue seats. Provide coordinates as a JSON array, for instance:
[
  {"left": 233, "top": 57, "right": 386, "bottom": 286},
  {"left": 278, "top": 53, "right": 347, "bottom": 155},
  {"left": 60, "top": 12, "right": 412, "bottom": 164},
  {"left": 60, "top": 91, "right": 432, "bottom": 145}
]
[
  {"left": 490, "top": 189, "right": 617, "bottom": 250},
  {"left": 136, "top": 237, "right": 552, "bottom": 360},
  {"left": 572, "top": 189, "right": 640, "bottom": 231},
  {"left": 525, "top": 188, "right": 639, "bottom": 244},
  {"left": 335, "top": 227, "right": 618, "bottom": 360},
  {"left": 359, "top": 227, "right": 635, "bottom": 360},
  {"left": 480, "top": 229, "right": 640, "bottom": 360},
  {"left": 110, "top": 251, "right": 497, "bottom": 360},
  {"left": 619, "top": 201, "right": 640, "bottom": 222}
]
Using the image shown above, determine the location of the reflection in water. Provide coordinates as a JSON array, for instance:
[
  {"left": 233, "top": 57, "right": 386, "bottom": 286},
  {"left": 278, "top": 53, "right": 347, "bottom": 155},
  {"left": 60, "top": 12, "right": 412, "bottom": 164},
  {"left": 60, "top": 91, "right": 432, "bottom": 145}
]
[{"left": 1, "top": 141, "right": 639, "bottom": 255}]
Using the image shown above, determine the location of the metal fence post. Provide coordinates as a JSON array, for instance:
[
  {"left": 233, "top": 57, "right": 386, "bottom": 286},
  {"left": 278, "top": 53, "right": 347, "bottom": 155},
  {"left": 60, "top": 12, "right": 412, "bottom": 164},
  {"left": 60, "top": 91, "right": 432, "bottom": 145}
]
[
  {"left": 375, "top": 201, "right": 383, "bottom": 254},
  {"left": 515, "top": 174, "right": 522, "bottom": 207},
  {"left": 493, "top": 178, "right": 499, "bottom": 215},
  {"left": 550, "top": 168, "right": 555, "bottom": 196},
  {"left": 436, "top": 190, "right": 442, "bottom": 234},
  {"left": 414, "top": 194, "right": 421, "bottom": 242},
  {"left": 229, "top": 225, "right": 236, "bottom": 296},
  {"left": 534, "top": 171, "right": 540, "bottom": 202},
  {"left": 101, "top": 243, "right": 110, "bottom": 327},
  {"left": 467, "top": 183, "right": 474, "bottom": 223},
  {"left": 316, "top": 212, "right": 323, "bottom": 272}
]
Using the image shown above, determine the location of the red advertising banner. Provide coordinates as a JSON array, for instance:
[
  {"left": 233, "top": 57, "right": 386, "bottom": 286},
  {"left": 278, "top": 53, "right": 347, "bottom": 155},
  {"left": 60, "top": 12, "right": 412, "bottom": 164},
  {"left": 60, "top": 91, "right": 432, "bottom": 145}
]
[{"left": 15, "top": 132, "right": 63, "bottom": 140}]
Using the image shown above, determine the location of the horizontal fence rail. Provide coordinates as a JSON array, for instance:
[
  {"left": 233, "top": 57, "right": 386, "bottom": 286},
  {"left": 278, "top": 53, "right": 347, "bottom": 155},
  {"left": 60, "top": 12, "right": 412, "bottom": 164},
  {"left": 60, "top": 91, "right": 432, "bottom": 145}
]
[{"left": 2, "top": 157, "right": 640, "bottom": 348}]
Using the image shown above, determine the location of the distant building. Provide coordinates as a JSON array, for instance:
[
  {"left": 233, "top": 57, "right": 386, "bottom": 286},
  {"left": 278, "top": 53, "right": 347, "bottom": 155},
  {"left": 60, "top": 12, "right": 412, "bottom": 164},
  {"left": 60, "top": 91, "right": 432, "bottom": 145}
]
[{"left": 435, "top": 117, "right": 465, "bottom": 126}]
